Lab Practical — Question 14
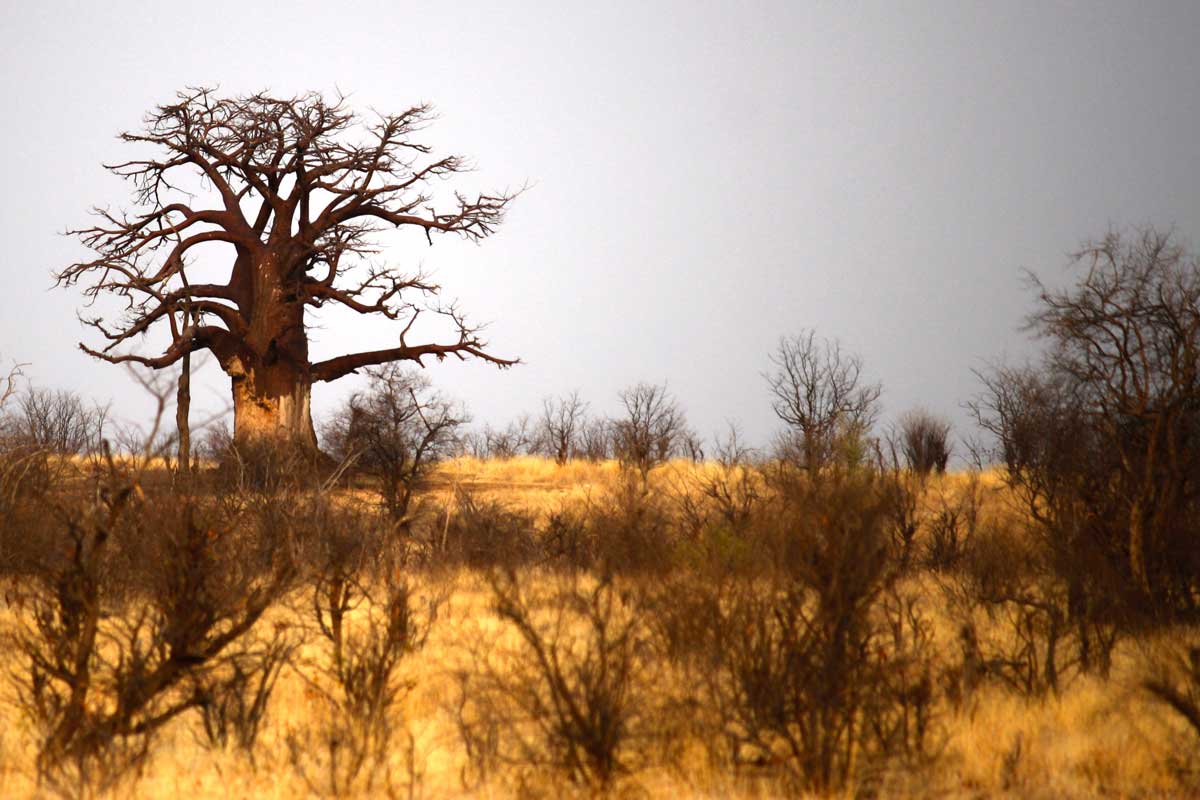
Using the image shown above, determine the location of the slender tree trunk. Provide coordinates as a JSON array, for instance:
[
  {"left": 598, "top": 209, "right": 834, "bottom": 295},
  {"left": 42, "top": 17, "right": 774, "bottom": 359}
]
[
  {"left": 1129, "top": 498, "right": 1151, "bottom": 599},
  {"left": 177, "top": 345, "right": 191, "bottom": 478}
]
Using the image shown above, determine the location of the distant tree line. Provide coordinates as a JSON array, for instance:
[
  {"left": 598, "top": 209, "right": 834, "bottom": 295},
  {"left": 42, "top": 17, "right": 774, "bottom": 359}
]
[
  {"left": 2, "top": 225, "right": 1200, "bottom": 797},
  {"left": 10, "top": 225, "right": 1200, "bottom": 626}
]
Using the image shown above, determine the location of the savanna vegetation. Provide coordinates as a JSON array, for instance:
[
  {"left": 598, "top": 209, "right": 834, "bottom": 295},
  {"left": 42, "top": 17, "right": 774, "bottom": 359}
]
[{"left": 5, "top": 88, "right": 1199, "bottom": 798}]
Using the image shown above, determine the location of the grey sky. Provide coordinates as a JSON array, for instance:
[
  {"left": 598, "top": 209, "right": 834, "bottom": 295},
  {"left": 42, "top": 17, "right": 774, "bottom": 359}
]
[{"left": 3, "top": 1, "right": 1200, "bottom": 449}]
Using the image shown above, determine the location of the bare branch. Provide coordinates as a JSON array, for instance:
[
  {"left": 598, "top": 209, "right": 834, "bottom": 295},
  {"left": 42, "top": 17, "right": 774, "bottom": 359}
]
[{"left": 59, "top": 88, "right": 520, "bottom": 446}]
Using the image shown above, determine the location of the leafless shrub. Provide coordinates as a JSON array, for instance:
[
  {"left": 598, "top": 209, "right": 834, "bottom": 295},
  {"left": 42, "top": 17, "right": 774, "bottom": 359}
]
[
  {"left": 876, "top": 435, "right": 924, "bottom": 571},
  {"left": 952, "top": 526, "right": 1071, "bottom": 697},
  {"left": 703, "top": 427, "right": 762, "bottom": 527},
  {"left": 871, "top": 587, "right": 941, "bottom": 765},
  {"left": 650, "top": 472, "right": 941, "bottom": 794},
  {"left": 612, "top": 382, "right": 688, "bottom": 482},
  {"left": 472, "top": 413, "right": 540, "bottom": 459},
  {"left": 534, "top": 504, "right": 592, "bottom": 567},
  {"left": 0, "top": 372, "right": 299, "bottom": 795},
  {"left": 637, "top": 573, "right": 724, "bottom": 668},
  {"left": 312, "top": 576, "right": 431, "bottom": 723},
  {"left": 679, "top": 428, "right": 705, "bottom": 462},
  {"left": 454, "top": 570, "right": 659, "bottom": 793},
  {"left": 0, "top": 360, "right": 21, "bottom": 408},
  {"left": 538, "top": 391, "right": 588, "bottom": 465},
  {"left": 12, "top": 387, "right": 107, "bottom": 456},
  {"left": 576, "top": 416, "right": 613, "bottom": 462},
  {"left": 105, "top": 418, "right": 172, "bottom": 461},
  {"left": 584, "top": 473, "right": 678, "bottom": 574},
  {"left": 0, "top": 378, "right": 60, "bottom": 546},
  {"left": 428, "top": 488, "right": 539, "bottom": 568},
  {"left": 324, "top": 364, "right": 467, "bottom": 525},
  {"left": 941, "top": 520, "right": 1120, "bottom": 698},
  {"left": 0, "top": 381, "right": 104, "bottom": 536},
  {"left": 923, "top": 471, "right": 983, "bottom": 572},
  {"left": 211, "top": 435, "right": 330, "bottom": 493},
  {"left": 7, "top": 453, "right": 296, "bottom": 796},
  {"left": 196, "top": 630, "right": 295, "bottom": 762},
  {"left": 462, "top": 430, "right": 488, "bottom": 459},
  {"left": 765, "top": 330, "right": 881, "bottom": 474},
  {"left": 288, "top": 537, "right": 440, "bottom": 797},
  {"left": 670, "top": 426, "right": 764, "bottom": 570},
  {"left": 195, "top": 422, "right": 233, "bottom": 463},
  {"left": 897, "top": 408, "right": 952, "bottom": 476}
]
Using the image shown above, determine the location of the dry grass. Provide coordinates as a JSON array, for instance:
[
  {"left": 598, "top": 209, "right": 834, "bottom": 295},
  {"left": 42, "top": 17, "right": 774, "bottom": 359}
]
[
  {"left": 0, "top": 457, "right": 1192, "bottom": 798},
  {"left": 421, "top": 455, "right": 624, "bottom": 520}
]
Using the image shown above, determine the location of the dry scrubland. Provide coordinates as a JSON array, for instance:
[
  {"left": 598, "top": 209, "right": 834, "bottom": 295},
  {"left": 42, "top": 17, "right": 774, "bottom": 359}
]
[
  {"left": 0, "top": 454, "right": 1195, "bottom": 799},
  {"left": 34, "top": 84, "right": 1200, "bottom": 798}
]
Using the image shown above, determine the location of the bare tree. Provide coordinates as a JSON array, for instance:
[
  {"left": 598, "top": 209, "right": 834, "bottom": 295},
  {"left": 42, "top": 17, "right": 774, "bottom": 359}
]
[
  {"left": 612, "top": 383, "right": 687, "bottom": 480},
  {"left": 455, "top": 570, "right": 656, "bottom": 792},
  {"left": 673, "top": 423, "right": 761, "bottom": 536},
  {"left": 0, "top": 360, "right": 22, "bottom": 411},
  {"left": 576, "top": 416, "right": 613, "bottom": 462},
  {"left": 14, "top": 387, "right": 107, "bottom": 455},
  {"left": 765, "top": 331, "right": 881, "bottom": 472},
  {"left": 972, "top": 226, "right": 1200, "bottom": 619},
  {"left": 539, "top": 391, "right": 588, "bottom": 465},
  {"left": 477, "top": 413, "right": 539, "bottom": 460},
  {"left": 325, "top": 365, "right": 466, "bottom": 524},
  {"left": 1029, "top": 228, "right": 1200, "bottom": 610},
  {"left": 56, "top": 88, "right": 519, "bottom": 452},
  {"left": 896, "top": 408, "right": 953, "bottom": 476}
]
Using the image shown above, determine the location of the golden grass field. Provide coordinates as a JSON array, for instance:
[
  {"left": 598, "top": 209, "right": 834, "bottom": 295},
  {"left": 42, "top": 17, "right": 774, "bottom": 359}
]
[{"left": 0, "top": 456, "right": 1195, "bottom": 799}]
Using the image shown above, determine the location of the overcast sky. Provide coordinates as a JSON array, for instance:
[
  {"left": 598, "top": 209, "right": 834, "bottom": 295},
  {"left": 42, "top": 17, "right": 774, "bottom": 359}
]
[{"left": 3, "top": 1, "right": 1200, "bottom": 449}]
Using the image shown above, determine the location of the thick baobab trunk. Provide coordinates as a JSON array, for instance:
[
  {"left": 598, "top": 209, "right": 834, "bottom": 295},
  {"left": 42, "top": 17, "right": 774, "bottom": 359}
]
[
  {"left": 229, "top": 361, "right": 318, "bottom": 451},
  {"left": 227, "top": 256, "right": 319, "bottom": 453}
]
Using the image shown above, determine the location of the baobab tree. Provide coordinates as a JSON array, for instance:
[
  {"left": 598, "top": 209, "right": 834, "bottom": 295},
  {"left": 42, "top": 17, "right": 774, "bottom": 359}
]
[{"left": 56, "top": 88, "right": 518, "bottom": 453}]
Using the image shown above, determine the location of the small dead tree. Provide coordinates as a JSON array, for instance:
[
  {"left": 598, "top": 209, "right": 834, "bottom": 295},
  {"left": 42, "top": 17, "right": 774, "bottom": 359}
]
[
  {"left": 612, "top": 382, "right": 687, "bottom": 481},
  {"left": 765, "top": 331, "right": 881, "bottom": 473},
  {"left": 478, "top": 413, "right": 539, "bottom": 459},
  {"left": 0, "top": 360, "right": 22, "bottom": 411},
  {"left": 0, "top": 365, "right": 55, "bottom": 528},
  {"left": 672, "top": 424, "right": 762, "bottom": 542},
  {"left": 325, "top": 365, "right": 466, "bottom": 525},
  {"left": 15, "top": 387, "right": 107, "bottom": 455},
  {"left": 897, "top": 408, "right": 952, "bottom": 476},
  {"left": 876, "top": 434, "right": 924, "bottom": 570},
  {"left": 10, "top": 448, "right": 295, "bottom": 794},
  {"left": 650, "top": 472, "right": 939, "bottom": 793},
  {"left": 577, "top": 416, "right": 613, "bottom": 462},
  {"left": 196, "top": 631, "right": 295, "bottom": 761},
  {"left": 538, "top": 391, "right": 588, "bottom": 465},
  {"left": 454, "top": 570, "right": 656, "bottom": 792},
  {"left": 291, "top": 525, "right": 439, "bottom": 798}
]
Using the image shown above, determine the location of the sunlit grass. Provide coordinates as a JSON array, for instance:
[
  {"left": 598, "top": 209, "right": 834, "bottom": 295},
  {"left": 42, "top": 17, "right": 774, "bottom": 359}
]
[{"left": 0, "top": 458, "right": 1191, "bottom": 798}]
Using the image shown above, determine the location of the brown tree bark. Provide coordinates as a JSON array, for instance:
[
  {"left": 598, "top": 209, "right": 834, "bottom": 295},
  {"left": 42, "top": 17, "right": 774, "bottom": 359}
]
[
  {"left": 223, "top": 250, "right": 318, "bottom": 448},
  {"left": 227, "top": 358, "right": 318, "bottom": 450},
  {"left": 176, "top": 345, "right": 191, "bottom": 477},
  {"left": 57, "top": 90, "right": 520, "bottom": 457}
]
